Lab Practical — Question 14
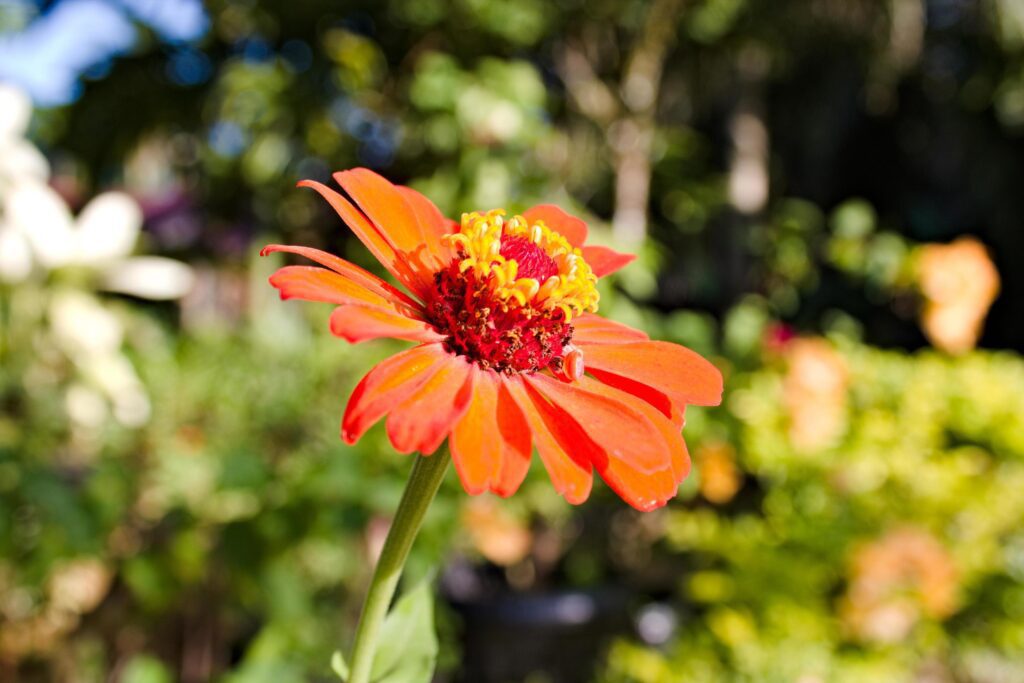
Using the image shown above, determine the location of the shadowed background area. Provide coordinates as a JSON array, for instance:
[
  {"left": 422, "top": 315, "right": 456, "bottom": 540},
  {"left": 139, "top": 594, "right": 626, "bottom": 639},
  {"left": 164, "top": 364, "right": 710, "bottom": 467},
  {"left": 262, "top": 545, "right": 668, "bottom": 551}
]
[{"left": 2, "top": 0, "right": 1024, "bottom": 681}]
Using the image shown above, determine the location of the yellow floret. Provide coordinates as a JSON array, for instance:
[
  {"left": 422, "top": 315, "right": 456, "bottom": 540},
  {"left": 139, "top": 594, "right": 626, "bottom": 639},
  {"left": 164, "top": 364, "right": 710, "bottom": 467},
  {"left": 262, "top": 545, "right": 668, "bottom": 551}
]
[{"left": 445, "top": 209, "right": 600, "bottom": 319}]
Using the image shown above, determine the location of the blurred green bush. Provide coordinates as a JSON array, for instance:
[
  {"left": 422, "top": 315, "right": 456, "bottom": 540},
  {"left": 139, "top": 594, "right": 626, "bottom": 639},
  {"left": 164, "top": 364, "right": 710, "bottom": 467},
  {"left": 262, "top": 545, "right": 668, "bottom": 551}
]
[{"left": 603, "top": 340, "right": 1024, "bottom": 682}]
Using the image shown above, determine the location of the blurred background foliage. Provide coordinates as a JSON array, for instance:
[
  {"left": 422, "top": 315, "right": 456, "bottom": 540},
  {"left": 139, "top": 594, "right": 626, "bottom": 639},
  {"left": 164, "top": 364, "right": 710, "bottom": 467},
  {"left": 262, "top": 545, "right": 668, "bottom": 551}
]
[{"left": 1, "top": 0, "right": 1024, "bottom": 681}]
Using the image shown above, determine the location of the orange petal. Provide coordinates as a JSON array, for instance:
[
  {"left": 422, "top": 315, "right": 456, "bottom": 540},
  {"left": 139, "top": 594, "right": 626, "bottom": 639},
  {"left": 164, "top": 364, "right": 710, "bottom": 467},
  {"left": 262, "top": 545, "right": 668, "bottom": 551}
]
[
  {"left": 334, "top": 169, "right": 446, "bottom": 282},
  {"left": 571, "top": 313, "right": 649, "bottom": 345},
  {"left": 523, "top": 204, "right": 588, "bottom": 247},
  {"left": 335, "top": 169, "right": 427, "bottom": 252},
  {"left": 297, "top": 179, "right": 429, "bottom": 297},
  {"left": 493, "top": 379, "right": 532, "bottom": 497},
  {"left": 450, "top": 367, "right": 502, "bottom": 495},
  {"left": 261, "top": 244, "right": 421, "bottom": 311},
  {"left": 329, "top": 305, "right": 445, "bottom": 344},
  {"left": 396, "top": 185, "right": 454, "bottom": 263},
  {"left": 576, "top": 376, "right": 691, "bottom": 485},
  {"left": 587, "top": 368, "right": 675, "bottom": 421},
  {"left": 582, "top": 245, "right": 635, "bottom": 278},
  {"left": 580, "top": 340, "right": 723, "bottom": 407},
  {"left": 522, "top": 375, "right": 676, "bottom": 512},
  {"left": 342, "top": 344, "right": 449, "bottom": 444},
  {"left": 269, "top": 266, "right": 406, "bottom": 310},
  {"left": 450, "top": 370, "right": 533, "bottom": 497},
  {"left": 505, "top": 376, "right": 593, "bottom": 504},
  {"left": 525, "top": 374, "right": 671, "bottom": 475},
  {"left": 597, "top": 450, "right": 678, "bottom": 512},
  {"left": 386, "top": 355, "right": 474, "bottom": 455}
]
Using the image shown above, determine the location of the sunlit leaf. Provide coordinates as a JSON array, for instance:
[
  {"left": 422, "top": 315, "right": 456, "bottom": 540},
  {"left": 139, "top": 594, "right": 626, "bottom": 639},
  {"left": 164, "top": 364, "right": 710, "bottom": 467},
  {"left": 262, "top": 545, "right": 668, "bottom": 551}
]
[
  {"left": 331, "top": 651, "right": 349, "bottom": 681},
  {"left": 369, "top": 579, "right": 438, "bottom": 683}
]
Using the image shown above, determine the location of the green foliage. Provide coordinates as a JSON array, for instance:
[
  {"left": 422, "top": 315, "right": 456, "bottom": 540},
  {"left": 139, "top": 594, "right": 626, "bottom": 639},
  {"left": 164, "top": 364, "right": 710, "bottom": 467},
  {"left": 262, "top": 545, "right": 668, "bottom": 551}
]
[
  {"left": 121, "top": 655, "right": 174, "bottom": 683},
  {"left": 331, "top": 579, "right": 438, "bottom": 683},
  {"left": 331, "top": 651, "right": 350, "bottom": 681},
  {"left": 5, "top": 0, "right": 1024, "bottom": 680},
  {"left": 600, "top": 344, "right": 1024, "bottom": 682},
  {"left": 371, "top": 580, "right": 439, "bottom": 683}
]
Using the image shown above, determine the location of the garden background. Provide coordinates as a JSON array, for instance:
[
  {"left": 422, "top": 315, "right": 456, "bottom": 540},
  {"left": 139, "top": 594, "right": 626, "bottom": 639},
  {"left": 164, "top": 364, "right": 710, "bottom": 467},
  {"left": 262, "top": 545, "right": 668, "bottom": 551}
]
[{"left": 2, "top": 0, "right": 1024, "bottom": 681}]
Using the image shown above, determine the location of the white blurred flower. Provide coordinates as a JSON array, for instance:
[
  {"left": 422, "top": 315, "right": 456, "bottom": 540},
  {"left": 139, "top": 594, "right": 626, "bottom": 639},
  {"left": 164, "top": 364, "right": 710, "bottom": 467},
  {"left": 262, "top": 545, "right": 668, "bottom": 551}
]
[
  {"left": 0, "top": 84, "right": 49, "bottom": 185},
  {"left": 65, "top": 384, "right": 108, "bottom": 428},
  {"left": 50, "top": 290, "right": 124, "bottom": 355},
  {"left": 72, "top": 191, "right": 143, "bottom": 265},
  {"left": 2, "top": 180, "right": 194, "bottom": 296},
  {"left": 88, "top": 354, "right": 151, "bottom": 427},
  {"left": 0, "top": 84, "right": 32, "bottom": 141},
  {"left": 5, "top": 181, "right": 76, "bottom": 268},
  {"left": 5, "top": 182, "right": 195, "bottom": 295},
  {"left": 1, "top": 84, "right": 187, "bottom": 431},
  {"left": 49, "top": 290, "right": 151, "bottom": 427},
  {"left": 0, "top": 84, "right": 193, "bottom": 298},
  {"left": 103, "top": 256, "right": 194, "bottom": 300},
  {"left": 0, "top": 221, "right": 32, "bottom": 283}
]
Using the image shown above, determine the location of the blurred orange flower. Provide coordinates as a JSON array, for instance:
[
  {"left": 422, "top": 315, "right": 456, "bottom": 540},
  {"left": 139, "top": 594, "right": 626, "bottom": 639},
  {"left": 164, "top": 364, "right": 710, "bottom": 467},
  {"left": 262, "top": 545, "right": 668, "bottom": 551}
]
[
  {"left": 696, "top": 441, "right": 741, "bottom": 504},
  {"left": 918, "top": 237, "right": 999, "bottom": 354},
  {"left": 461, "top": 498, "right": 533, "bottom": 566},
  {"left": 783, "top": 338, "right": 848, "bottom": 451},
  {"left": 263, "top": 169, "right": 722, "bottom": 511},
  {"left": 0, "top": 558, "right": 111, "bottom": 659},
  {"left": 840, "top": 527, "right": 959, "bottom": 644}
]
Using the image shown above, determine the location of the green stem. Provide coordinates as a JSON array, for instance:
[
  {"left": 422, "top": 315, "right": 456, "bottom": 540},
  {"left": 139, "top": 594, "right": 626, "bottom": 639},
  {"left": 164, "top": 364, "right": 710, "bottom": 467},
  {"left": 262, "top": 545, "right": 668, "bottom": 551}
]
[{"left": 347, "top": 450, "right": 450, "bottom": 683}]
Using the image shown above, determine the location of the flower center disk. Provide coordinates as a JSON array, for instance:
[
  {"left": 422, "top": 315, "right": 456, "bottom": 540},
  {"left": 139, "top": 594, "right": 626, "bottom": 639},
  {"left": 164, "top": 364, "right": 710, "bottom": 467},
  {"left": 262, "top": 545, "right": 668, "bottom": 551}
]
[
  {"left": 427, "top": 209, "right": 599, "bottom": 375},
  {"left": 499, "top": 236, "right": 559, "bottom": 282}
]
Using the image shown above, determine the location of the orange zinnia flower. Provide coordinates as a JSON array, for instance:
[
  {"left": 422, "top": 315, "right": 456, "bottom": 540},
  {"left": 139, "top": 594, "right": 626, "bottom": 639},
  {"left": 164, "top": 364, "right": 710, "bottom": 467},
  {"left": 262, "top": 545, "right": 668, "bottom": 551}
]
[{"left": 262, "top": 168, "right": 722, "bottom": 511}]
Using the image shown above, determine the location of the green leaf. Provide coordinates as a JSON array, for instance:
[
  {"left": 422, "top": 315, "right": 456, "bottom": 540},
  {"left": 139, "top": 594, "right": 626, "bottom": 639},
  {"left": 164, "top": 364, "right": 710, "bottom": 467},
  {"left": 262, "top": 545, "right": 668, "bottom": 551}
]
[
  {"left": 331, "top": 651, "right": 349, "bottom": 681},
  {"left": 370, "top": 579, "right": 438, "bottom": 683},
  {"left": 121, "top": 655, "right": 173, "bottom": 683}
]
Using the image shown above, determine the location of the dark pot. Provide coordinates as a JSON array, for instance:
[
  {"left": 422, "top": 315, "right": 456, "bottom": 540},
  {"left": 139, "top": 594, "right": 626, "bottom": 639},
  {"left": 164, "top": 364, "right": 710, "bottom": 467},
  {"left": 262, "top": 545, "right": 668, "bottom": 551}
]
[{"left": 444, "top": 573, "right": 631, "bottom": 683}]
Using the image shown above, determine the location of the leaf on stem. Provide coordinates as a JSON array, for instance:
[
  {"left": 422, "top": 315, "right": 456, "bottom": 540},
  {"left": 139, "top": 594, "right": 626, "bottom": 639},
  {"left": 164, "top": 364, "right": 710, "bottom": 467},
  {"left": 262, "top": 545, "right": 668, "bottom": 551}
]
[
  {"left": 370, "top": 579, "right": 438, "bottom": 683},
  {"left": 331, "top": 651, "right": 350, "bottom": 681}
]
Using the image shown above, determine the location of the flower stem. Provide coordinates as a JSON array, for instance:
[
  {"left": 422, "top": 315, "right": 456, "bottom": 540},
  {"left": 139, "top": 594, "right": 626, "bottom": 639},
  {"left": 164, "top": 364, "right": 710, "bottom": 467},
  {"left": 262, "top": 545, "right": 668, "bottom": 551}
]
[{"left": 347, "top": 450, "right": 450, "bottom": 683}]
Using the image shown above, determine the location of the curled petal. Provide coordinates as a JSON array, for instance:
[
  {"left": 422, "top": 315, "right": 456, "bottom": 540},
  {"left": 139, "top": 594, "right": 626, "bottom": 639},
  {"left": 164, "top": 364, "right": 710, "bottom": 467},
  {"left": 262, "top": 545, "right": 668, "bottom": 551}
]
[
  {"left": 581, "top": 245, "right": 635, "bottom": 278},
  {"left": 269, "top": 266, "right": 410, "bottom": 311},
  {"left": 396, "top": 185, "right": 454, "bottom": 262},
  {"left": 342, "top": 344, "right": 449, "bottom": 444},
  {"left": 386, "top": 355, "right": 474, "bottom": 455},
  {"left": 335, "top": 169, "right": 430, "bottom": 255},
  {"left": 525, "top": 374, "right": 670, "bottom": 475},
  {"left": 297, "top": 179, "right": 430, "bottom": 298},
  {"left": 597, "top": 451, "right": 678, "bottom": 512},
  {"left": 523, "top": 204, "right": 588, "bottom": 247},
  {"left": 505, "top": 376, "right": 593, "bottom": 504},
  {"left": 261, "top": 244, "right": 421, "bottom": 311},
  {"left": 334, "top": 169, "right": 447, "bottom": 282},
  {"left": 576, "top": 376, "right": 690, "bottom": 485},
  {"left": 329, "top": 305, "right": 445, "bottom": 344},
  {"left": 580, "top": 340, "right": 723, "bottom": 407},
  {"left": 526, "top": 374, "right": 677, "bottom": 511}
]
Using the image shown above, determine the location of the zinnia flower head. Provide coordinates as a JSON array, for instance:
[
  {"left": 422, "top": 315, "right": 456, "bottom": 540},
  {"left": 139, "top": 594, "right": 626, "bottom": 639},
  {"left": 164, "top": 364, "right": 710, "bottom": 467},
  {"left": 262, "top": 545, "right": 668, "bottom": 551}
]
[{"left": 262, "top": 169, "right": 722, "bottom": 511}]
